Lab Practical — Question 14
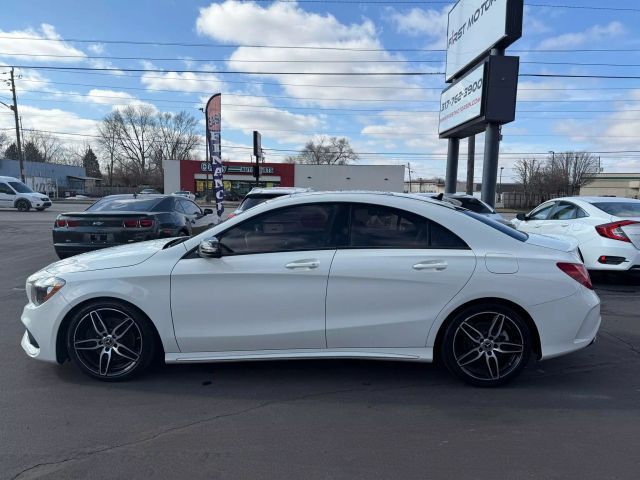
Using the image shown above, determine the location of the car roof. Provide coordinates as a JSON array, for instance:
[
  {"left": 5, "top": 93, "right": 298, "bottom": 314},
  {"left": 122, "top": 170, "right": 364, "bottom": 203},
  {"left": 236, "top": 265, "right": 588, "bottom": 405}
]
[
  {"left": 100, "top": 194, "right": 169, "bottom": 200},
  {"left": 0, "top": 176, "right": 21, "bottom": 182},
  {"left": 270, "top": 190, "right": 458, "bottom": 210},
  {"left": 246, "top": 187, "right": 313, "bottom": 195}
]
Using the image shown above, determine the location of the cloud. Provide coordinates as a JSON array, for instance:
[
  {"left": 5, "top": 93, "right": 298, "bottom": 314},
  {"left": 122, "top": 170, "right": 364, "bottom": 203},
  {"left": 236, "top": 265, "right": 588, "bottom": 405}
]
[
  {"left": 387, "top": 7, "right": 449, "bottom": 48},
  {"left": 195, "top": 1, "right": 429, "bottom": 106},
  {"left": 537, "top": 21, "right": 625, "bottom": 50},
  {"left": 140, "top": 63, "right": 224, "bottom": 93},
  {"left": 84, "top": 89, "right": 136, "bottom": 106},
  {"left": 0, "top": 24, "right": 86, "bottom": 62}
]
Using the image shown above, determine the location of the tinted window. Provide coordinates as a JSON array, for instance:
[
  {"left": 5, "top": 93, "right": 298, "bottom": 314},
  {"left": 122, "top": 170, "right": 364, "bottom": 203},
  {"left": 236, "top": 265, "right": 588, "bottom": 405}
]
[
  {"left": 238, "top": 193, "right": 286, "bottom": 212},
  {"left": 180, "top": 199, "right": 201, "bottom": 216},
  {"left": 456, "top": 197, "right": 494, "bottom": 214},
  {"left": 464, "top": 211, "right": 529, "bottom": 242},
  {"left": 528, "top": 203, "right": 555, "bottom": 220},
  {"left": 349, "top": 204, "right": 467, "bottom": 249},
  {"left": 219, "top": 204, "right": 337, "bottom": 254},
  {"left": 87, "top": 197, "right": 161, "bottom": 212},
  {"left": 550, "top": 202, "right": 577, "bottom": 220},
  {"left": 591, "top": 201, "right": 640, "bottom": 217},
  {"left": 8, "top": 181, "right": 33, "bottom": 193},
  {"left": 0, "top": 183, "right": 15, "bottom": 195}
]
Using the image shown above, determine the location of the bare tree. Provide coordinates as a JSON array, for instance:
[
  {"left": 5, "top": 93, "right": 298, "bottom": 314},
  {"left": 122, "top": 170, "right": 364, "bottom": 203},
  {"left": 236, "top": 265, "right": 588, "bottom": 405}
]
[
  {"left": 154, "top": 111, "right": 200, "bottom": 161},
  {"left": 287, "top": 136, "right": 358, "bottom": 165},
  {"left": 514, "top": 158, "right": 544, "bottom": 195},
  {"left": 97, "top": 118, "right": 119, "bottom": 186},
  {"left": 0, "top": 131, "right": 9, "bottom": 154},
  {"left": 27, "top": 131, "right": 64, "bottom": 163},
  {"left": 547, "top": 151, "right": 600, "bottom": 196}
]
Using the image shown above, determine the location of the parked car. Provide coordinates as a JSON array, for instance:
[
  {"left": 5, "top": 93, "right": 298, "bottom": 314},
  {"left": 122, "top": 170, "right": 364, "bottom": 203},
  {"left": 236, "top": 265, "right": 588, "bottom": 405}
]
[
  {"left": 172, "top": 190, "right": 196, "bottom": 201},
  {"left": 0, "top": 176, "right": 52, "bottom": 212},
  {"left": 423, "top": 193, "right": 507, "bottom": 223},
  {"left": 511, "top": 196, "right": 640, "bottom": 272},
  {"left": 139, "top": 188, "right": 161, "bottom": 195},
  {"left": 24, "top": 191, "right": 599, "bottom": 386},
  {"left": 52, "top": 194, "right": 217, "bottom": 259},
  {"left": 228, "top": 187, "right": 313, "bottom": 219}
]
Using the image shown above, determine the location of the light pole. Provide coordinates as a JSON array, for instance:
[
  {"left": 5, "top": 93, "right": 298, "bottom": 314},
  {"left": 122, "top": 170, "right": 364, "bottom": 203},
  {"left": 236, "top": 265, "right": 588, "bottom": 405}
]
[
  {"left": 499, "top": 166, "right": 504, "bottom": 202},
  {"left": 549, "top": 150, "right": 555, "bottom": 162}
]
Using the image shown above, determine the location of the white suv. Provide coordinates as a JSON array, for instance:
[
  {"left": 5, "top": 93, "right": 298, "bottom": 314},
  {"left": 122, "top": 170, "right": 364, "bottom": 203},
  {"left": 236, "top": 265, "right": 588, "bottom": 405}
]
[{"left": 0, "top": 176, "right": 52, "bottom": 211}]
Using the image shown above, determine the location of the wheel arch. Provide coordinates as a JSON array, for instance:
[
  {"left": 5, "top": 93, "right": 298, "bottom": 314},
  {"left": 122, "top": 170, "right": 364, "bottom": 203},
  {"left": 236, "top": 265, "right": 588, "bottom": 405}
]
[
  {"left": 14, "top": 197, "right": 31, "bottom": 208},
  {"left": 432, "top": 297, "right": 542, "bottom": 362},
  {"left": 55, "top": 296, "right": 164, "bottom": 364}
]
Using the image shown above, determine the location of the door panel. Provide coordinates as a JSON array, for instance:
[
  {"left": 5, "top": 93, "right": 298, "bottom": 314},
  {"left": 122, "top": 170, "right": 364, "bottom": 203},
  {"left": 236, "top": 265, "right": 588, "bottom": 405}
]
[
  {"left": 326, "top": 249, "right": 476, "bottom": 348},
  {"left": 171, "top": 250, "right": 335, "bottom": 352}
]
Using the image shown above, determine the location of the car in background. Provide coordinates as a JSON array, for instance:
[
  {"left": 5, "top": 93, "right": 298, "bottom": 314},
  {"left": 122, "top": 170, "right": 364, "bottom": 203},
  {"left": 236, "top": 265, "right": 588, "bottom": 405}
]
[
  {"left": 139, "top": 188, "right": 161, "bottom": 195},
  {"left": 172, "top": 190, "right": 196, "bottom": 201},
  {"left": 52, "top": 194, "right": 217, "bottom": 259},
  {"left": 22, "top": 191, "right": 599, "bottom": 386},
  {"left": 422, "top": 193, "right": 506, "bottom": 223},
  {"left": 228, "top": 187, "right": 313, "bottom": 219},
  {"left": 511, "top": 196, "right": 640, "bottom": 271},
  {"left": 0, "top": 176, "right": 51, "bottom": 212}
]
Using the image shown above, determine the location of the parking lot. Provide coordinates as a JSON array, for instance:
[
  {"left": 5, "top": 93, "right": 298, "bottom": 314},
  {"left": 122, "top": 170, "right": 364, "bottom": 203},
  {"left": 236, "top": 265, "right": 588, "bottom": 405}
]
[{"left": 1, "top": 205, "right": 640, "bottom": 480}]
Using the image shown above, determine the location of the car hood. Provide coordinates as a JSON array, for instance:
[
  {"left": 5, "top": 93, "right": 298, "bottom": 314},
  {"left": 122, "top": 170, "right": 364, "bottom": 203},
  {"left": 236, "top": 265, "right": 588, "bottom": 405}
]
[
  {"left": 45, "top": 238, "right": 173, "bottom": 275},
  {"left": 26, "top": 192, "right": 49, "bottom": 200},
  {"left": 525, "top": 233, "right": 579, "bottom": 254}
]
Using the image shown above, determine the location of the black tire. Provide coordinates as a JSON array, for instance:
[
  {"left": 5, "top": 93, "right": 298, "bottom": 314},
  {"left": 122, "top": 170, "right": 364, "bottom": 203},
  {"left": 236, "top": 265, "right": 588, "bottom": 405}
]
[
  {"left": 36, "top": 207, "right": 46, "bottom": 211},
  {"left": 16, "top": 199, "right": 31, "bottom": 212},
  {"left": 441, "top": 304, "right": 531, "bottom": 387},
  {"left": 66, "top": 300, "right": 157, "bottom": 382}
]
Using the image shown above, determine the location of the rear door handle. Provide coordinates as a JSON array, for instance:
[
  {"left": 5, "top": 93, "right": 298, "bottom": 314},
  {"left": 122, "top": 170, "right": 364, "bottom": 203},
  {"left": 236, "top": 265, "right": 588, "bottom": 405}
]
[
  {"left": 285, "top": 260, "right": 320, "bottom": 270},
  {"left": 413, "top": 260, "right": 447, "bottom": 271}
]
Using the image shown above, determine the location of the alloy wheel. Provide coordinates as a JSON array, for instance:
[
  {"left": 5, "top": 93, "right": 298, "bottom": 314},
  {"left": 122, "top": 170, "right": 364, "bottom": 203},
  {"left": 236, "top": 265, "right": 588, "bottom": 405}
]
[
  {"left": 72, "top": 308, "right": 143, "bottom": 378},
  {"left": 452, "top": 311, "right": 525, "bottom": 382}
]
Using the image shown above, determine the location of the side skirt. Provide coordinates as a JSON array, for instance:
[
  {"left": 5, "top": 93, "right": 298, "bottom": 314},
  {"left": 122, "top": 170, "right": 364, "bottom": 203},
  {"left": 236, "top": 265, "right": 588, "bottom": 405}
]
[{"left": 165, "top": 347, "right": 434, "bottom": 364}]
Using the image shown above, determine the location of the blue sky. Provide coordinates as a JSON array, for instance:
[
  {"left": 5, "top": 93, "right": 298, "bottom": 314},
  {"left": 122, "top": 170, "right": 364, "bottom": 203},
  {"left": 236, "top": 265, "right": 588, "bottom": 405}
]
[{"left": 1, "top": 0, "right": 639, "bottom": 183}]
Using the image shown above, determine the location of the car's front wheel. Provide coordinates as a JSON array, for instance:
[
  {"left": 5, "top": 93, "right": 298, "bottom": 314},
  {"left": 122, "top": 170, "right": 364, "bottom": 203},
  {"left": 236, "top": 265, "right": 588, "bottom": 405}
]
[
  {"left": 66, "top": 300, "right": 157, "bottom": 381},
  {"left": 441, "top": 304, "right": 531, "bottom": 387},
  {"left": 16, "top": 199, "right": 30, "bottom": 212}
]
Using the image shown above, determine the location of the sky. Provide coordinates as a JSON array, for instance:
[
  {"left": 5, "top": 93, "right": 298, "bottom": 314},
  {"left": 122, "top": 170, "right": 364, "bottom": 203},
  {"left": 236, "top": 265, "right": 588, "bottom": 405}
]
[{"left": 1, "top": 0, "right": 640, "bottom": 183}]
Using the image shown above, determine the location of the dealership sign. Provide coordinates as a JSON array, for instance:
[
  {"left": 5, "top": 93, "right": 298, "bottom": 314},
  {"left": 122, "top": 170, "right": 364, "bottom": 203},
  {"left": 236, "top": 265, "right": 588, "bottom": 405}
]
[
  {"left": 201, "top": 163, "right": 274, "bottom": 175},
  {"left": 446, "top": 0, "right": 523, "bottom": 82},
  {"left": 439, "top": 55, "right": 519, "bottom": 138}
]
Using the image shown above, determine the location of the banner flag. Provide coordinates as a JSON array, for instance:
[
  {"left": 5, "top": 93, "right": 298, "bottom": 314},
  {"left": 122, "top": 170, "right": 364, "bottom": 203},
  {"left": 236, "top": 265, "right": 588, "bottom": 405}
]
[{"left": 205, "top": 93, "right": 224, "bottom": 217}]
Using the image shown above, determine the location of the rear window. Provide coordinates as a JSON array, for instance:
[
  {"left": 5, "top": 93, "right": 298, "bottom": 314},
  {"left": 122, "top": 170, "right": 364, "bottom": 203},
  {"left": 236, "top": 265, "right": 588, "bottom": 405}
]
[
  {"left": 238, "top": 193, "right": 287, "bottom": 212},
  {"left": 456, "top": 197, "right": 494, "bottom": 214},
  {"left": 591, "top": 201, "right": 640, "bottom": 217},
  {"left": 87, "top": 197, "right": 162, "bottom": 212},
  {"left": 463, "top": 210, "right": 529, "bottom": 242}
]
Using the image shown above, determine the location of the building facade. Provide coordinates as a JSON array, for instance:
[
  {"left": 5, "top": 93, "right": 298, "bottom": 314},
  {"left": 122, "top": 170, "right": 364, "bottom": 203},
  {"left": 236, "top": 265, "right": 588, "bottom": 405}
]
[
  {"left": 0, "top": 158, "right": 90, "bottom": 196},
  {"left": 580, "top": 173, "right": 640, "bottom": 199}
]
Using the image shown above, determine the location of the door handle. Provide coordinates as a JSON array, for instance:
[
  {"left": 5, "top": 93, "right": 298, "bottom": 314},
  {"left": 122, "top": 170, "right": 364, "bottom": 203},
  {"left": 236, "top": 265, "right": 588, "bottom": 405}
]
[
  {"left": 285, "top": 260, "right": 320, "bottom": 269},
  {"left": 413, "top": 260, "right": 447, "bottom": 271},
  {"left": 560, "top": 223, "right": 569, "bottom": 227}
]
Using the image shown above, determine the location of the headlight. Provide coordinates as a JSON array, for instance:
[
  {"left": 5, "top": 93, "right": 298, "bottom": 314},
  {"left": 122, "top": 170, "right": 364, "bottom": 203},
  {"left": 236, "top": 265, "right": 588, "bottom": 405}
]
[{"left": 28, "top": 276, "right": 65, "bottom": 306}]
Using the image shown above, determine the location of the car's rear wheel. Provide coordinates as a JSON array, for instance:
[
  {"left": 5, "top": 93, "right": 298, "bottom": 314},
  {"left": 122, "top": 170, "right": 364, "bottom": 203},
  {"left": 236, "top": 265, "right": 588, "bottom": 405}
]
[
  {"left": 66, "top": 301, "right": 156, "bottom": 381},
  {"left": 16, "top": 199, "right": 30, "bottom": 212},
  {"left": 441, "top": 304, "right": 531, "bottom": 387}
]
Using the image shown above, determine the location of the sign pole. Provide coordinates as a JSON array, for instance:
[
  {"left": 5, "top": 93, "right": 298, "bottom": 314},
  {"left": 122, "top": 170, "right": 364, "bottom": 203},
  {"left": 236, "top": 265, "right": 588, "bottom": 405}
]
[
  {"left": 466, "top": 135, "right": 475, "bottom": 195},
  {"left": 445, "top": 138, "right": 459, "bottom": 194},
  {"left": 481, "top": 48, "right": 504, "bottom": 208}
]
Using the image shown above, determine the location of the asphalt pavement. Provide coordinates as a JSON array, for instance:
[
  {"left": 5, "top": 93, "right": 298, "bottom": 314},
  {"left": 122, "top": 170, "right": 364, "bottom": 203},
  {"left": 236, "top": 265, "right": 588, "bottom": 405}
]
[{"left": 1, "top": 206, "right": 639, "bottom": 480}]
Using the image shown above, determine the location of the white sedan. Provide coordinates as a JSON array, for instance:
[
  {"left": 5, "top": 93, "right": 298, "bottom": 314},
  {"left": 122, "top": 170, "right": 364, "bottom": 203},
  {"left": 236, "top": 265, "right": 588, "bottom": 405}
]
[
  {"left": 20, "top": 192, "right": 600, "bottom": 387},
  {"left": 512, "top": 196, "right": 640, "bottom": 271},
  {"left": 172, "top": 190, "right": 196, "bottom": 201}
]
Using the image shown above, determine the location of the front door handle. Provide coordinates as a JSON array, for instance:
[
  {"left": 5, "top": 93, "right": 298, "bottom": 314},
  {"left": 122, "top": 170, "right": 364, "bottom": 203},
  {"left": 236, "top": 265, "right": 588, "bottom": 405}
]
[
  {"left": 413, "top": 260, "right": 448, "bottom": 271},
  {"left": 285, "top": 259, "right": 320, "bottom": 270}
]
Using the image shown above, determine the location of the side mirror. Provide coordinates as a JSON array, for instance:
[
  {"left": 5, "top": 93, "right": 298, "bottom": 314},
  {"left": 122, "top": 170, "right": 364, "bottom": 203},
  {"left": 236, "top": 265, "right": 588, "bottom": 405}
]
[
  {"left": 198, "top": 238, "right": 222, "bottom": 258},
  {"left": 515, "top": 213, "right": 528, "bottom": 221},
  {"left": 203, "top": 208, "right": 214, "bottom": 216}
]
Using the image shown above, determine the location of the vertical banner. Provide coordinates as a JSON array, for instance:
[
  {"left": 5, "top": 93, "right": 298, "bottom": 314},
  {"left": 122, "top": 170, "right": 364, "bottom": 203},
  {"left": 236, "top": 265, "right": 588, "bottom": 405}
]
[{"left": 205, "top": 93, "right": 224, "bottom": 217}]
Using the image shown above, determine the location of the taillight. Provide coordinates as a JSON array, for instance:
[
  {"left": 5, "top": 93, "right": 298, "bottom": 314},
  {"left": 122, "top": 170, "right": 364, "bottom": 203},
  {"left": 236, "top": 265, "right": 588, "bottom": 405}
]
[
  {"left": 123, "top": 219, "right": 138, "bottom": 228},
  {"left": 123, "top": 218, "right": 155, "bottom": 228},
  {"left": 557, "top": 262, "right": 593, "bottom": 290},
  {"left": 139, "top": 219, "right": 154, "bottom": 228},
  {"left": 55, "top": 219, "right": 66, "bottom": 227},
  {"left": 227, "top": 212, "right": 236, "bottom": 219},
  {"left": 66, "top": 219, "right": 79, "bottom": 227},
  {"left": 56, "top": 218, "right": 78, "bottom": 227},
  {"left": 595, "top": 220, "right": 636, "bottom": 242}
]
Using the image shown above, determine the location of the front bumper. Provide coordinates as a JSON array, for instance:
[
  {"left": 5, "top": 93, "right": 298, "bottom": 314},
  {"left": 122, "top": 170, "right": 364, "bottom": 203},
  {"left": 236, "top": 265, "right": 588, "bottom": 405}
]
[{"left": 20, "top": 291, "right": 70, "bottom": 364}]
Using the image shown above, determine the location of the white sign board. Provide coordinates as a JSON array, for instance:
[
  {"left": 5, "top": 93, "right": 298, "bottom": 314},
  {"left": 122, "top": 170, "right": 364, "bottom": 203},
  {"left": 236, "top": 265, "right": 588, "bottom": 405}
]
[
  {"left": 439, "top": 62, "right": 485, "bottom": 134},
  {"left": 446, "top": 0, "right": 509, "bottom": 82}
]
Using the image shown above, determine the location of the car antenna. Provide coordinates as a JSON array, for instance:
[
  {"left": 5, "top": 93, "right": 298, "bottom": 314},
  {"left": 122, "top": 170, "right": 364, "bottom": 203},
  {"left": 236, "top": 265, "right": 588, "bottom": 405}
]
[{"left": 435, "top": 193, "right": 444, "bottom": 201}]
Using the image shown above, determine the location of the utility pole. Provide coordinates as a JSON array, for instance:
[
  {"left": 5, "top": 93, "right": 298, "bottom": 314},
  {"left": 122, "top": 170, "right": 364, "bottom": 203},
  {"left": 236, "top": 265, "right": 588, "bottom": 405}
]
[
  {"left": 466, "top": 135, "right": 475, "bottom": 195},
  {"left": 407, "top": 162, "right": 413, "bottom": 193},
  {"left": 10, "top": 68, "right": 25, "bottom": 182}
]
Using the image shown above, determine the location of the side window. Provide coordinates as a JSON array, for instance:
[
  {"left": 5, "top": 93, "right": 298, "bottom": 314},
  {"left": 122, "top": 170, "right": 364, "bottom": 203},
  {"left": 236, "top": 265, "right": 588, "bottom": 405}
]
[
  {"left": 180, "top": 199, "right": 201, "bottom": 216},
  {"left": 0, "top": 183, "right": 15, "bottom": 195},
  {"left": 576, "top": 206, "right": 588, "bottom": 218},
  {"left": 549, "top": 202, "right": 577, "bottom": 220},
  {"left": 528, "top": 203, "right": 555, "bottom": 220},
  {"left": 219, "top": 204, "right": 337, "bottom": 255},
  {"left": 349, "top": 204, "right": 467, "bottom": 249}
]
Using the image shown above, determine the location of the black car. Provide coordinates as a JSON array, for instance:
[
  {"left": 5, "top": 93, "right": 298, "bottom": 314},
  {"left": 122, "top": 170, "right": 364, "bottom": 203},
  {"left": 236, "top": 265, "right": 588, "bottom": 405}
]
[{"left": 53, "top": 194, "right": 216, "bottom": 259}]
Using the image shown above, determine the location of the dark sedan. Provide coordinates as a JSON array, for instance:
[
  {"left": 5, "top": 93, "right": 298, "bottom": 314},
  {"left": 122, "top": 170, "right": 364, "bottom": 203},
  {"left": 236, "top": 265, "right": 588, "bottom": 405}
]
[{"left": 53, "top": 194, "right": 217, "bottom": 258}]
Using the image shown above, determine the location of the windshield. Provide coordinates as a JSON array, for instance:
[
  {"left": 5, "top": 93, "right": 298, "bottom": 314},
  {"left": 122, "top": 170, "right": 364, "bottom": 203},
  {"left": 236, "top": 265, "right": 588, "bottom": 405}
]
[
  {"left": 238, "top": 193, "right": 287, "bottom": 212},
  {"left": 87, "top": 197, "right": 161, "bottom": 212},
  {"left": 8, "top": 181, "right": 34, "bottom": 194},
  {"left": 463, "top": 210, "right": 528, "bottom": 242},
  {"left": 456, "top": 197, "right": 494, "bottom": 214},
  {"left": 591, "top": 201, "right": 640, "bottom": 217}
]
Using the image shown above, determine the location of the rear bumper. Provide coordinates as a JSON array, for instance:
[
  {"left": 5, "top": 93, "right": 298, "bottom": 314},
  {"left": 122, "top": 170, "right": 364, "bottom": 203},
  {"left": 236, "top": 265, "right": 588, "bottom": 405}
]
[{"left": 581, "top": 237, "right": 640, "bottom": 271}]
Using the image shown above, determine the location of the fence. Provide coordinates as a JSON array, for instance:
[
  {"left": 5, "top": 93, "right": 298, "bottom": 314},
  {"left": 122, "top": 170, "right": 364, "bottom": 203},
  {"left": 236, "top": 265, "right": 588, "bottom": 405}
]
[{"left": 502, "top": 192, "right": 562, "bottom": 210}]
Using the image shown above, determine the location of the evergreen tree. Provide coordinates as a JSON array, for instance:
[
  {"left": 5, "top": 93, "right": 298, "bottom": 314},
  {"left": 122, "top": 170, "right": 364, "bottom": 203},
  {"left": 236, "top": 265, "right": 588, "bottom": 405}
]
[
  {"left": 5, "top": 142, "right": 19, "bottom": 160},
  {"left": 82, "top": 146, "right": 102, "bottom": 178}
]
